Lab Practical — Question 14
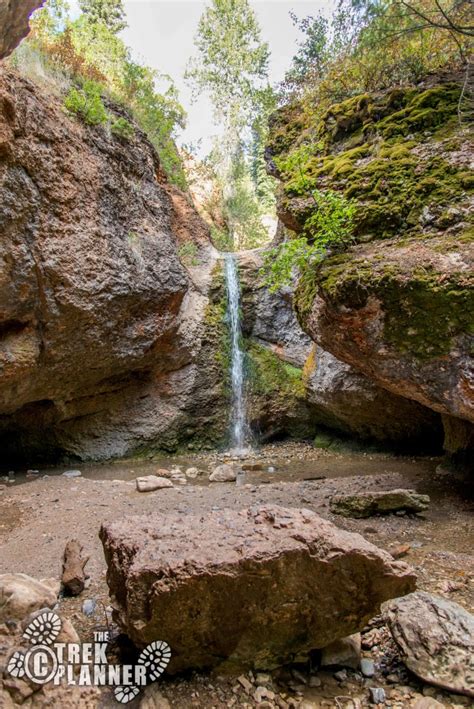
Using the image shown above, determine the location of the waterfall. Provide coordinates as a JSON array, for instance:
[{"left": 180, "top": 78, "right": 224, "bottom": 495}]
[{"left": 224, "top": 253, "right": 249, "bottom": 454}]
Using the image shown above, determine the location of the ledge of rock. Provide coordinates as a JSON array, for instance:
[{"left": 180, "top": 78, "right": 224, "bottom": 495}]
[
  {"left": 267, "top": 75, "right": 473, "bottom": 456},
  {"left": 100, "top": 505, "right": 416, "bottom": 673},
  {"left": 238, "top": 249, "right": 441, "bottom": 445},
  {"left": 0, "top": 1, "right": 44, "bottom": 60}
]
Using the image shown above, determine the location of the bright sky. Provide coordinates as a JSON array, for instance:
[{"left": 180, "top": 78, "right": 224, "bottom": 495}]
[{"left": 69, "top": 1, "right": 336, "bottom": 154}]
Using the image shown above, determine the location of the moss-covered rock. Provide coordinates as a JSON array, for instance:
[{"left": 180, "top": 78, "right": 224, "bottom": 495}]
[
  {"left": 268, "top": 73, "right": 473, "bottom": 450},
  {"left": 268, "top": 78, "right": 472, "bottom": 243}
]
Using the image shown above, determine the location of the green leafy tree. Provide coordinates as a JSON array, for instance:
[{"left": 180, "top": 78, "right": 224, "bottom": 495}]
[
  {"left": 187, "top": 0, "right": 273, "bottom": 249},
  {"left": 78, "top": 0, "right": 126, "bottom": 34}
]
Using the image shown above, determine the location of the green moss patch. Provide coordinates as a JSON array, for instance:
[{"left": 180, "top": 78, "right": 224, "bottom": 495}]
[{"left": 247, "top": 342, "right": 305, "bottom": 400}]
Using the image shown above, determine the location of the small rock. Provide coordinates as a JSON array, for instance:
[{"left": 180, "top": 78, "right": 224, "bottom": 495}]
[
  {"left": 390, "top": 544, "right": 411, "bottom": 559},
  {"left": 321, "top": 632, "right": 361, "bottom": 669},
  {"left": 185, "top": 467, "right": 200, "bottom": 479},
  {"left": 136, "top": 475, "right": 174, "bottom": 492},
  {"left": 291, "top": 669, "right": 307, "bottom": 685},
  {"left": 369, "top": 687, "right": 385, "bottom": 704},
  {"left": 0, "top": 574, "right": 60, "bottom": 621},
  {"left": 360, "top": 658, "right": 375, "bottom": 677},
  {"left": 334, "top": 669, "right": 348, "bottom": 682},
  {"left": 237, "top": 675, "right": 253, "bottom": 694},
  {"left": 139, "top": 685, "right": 171, "bottom": 709},
  {"left": 82, "top": 599, "right": 97, "bottom": 616},
  {"left": 308, "top": 676, "right": 321, "bottom": 688},
  {"left": 330, "top": 489, "right": 430, "bottom": 518},
  {"left": 413, "top": 699, "right": 444, "bottom": 709},
  {"left": 62, "top": 470, "right": 82, "bottom": 478},
  {"left": 254, "top": 686, "right": 275, "bottom": 703},
  {"left": 209, "top": 464, "right": 236, "bottom": 482},
  {"left": 255, "top": 673, "right": 271, "bottom": 685}
]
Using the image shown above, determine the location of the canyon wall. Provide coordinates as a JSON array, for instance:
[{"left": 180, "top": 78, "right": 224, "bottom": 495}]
[
  {"left": 267, "top": 75, "right": 473, "bottom": 461},
  {"left": 0, "top": 67, "right": 228, "bottom": 460},
  {"left": 238, "top": 251, "right": 441, "bottom": 447}
]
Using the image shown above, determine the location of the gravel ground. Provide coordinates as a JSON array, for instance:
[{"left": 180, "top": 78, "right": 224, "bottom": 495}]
[{"left": 0, "top": 443, "right": 473, "bottom": 708}]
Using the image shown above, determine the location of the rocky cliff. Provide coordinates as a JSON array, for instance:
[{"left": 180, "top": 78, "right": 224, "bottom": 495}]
[
  {"left": 267, "top": 74, "right": 473, "bottom": 462},
  {"left": 0, "top": 67, "right": 228, "bottom": 461},
  {"left": 238, "top": 250, "right": 441, "bottom": 447}
]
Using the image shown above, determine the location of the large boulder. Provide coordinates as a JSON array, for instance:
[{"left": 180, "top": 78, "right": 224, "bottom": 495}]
[
  {"left": 0, "top": 67, "right": 228, "bottom": 460},
  {"left": 100, "top": 505, "right": 416, "bottom": 673},
  {"left": 267, "top": 76, "right": 474, "bottom": 454},
  {"left": 384, "top": 592, "right": 474, "bottom": 697},
  {"left": 238, "top": 249, "right": 441, "bottom": 444},
  {"left": 0, "top": 1, "right": 44, "bottom": 60}
]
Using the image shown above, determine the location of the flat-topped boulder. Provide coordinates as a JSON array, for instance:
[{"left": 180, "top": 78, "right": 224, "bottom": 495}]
[
  {"left": 330, "top": 489, "right": 430, "bottom": 518},
  {"left": 100, "top": 505, "right": 416, "bottom": 673}
]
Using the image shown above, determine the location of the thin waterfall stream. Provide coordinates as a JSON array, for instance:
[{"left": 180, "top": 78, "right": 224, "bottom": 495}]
[{"left": 224, "top": 253, "right": 250, "bottom": 454}]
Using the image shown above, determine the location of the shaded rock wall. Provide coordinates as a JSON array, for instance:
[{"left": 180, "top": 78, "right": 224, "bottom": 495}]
[
  {"left": 267, "top": 74, "right": 473, "bottom": 456},
  {"left": 0, "top": 68, "right": 228, "bottom": 461},
  {"left": 238, "top": 250, "right": 441, "bottom": 446}
]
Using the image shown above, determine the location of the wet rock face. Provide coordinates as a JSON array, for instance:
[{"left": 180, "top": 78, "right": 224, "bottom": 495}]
[
  {"left": 100, "top": 505, "right": 416, "bottom": 673},
  {"left": 238, "top": 249, "right": 441, "bottom": 445},
  {"left": 0, "top": 68, "right": 225, "bottom": 460},
  {"left": 0, "top": 1, "right": 44, "bottom": 60},
  {"left": 384, "top": 592, "right": 474, "bottom": 697}
]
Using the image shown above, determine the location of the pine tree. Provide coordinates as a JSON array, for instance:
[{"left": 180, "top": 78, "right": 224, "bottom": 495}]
[{"left": 78, "top": 0, "right": 126, "bottom": 34}]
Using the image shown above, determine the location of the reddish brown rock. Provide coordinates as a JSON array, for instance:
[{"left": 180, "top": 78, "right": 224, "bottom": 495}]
[
  {"left": 384, "top": 592, "right": 474, "bottom": 697},
  {"left": 100, "top": 505, "right": 416, "bottom": 673},
  {"left": 0, "top": 68, "right": 227, "bottom": 460},
  {"left": 0, "top": 1, "right": 44, "bottom": 60}
]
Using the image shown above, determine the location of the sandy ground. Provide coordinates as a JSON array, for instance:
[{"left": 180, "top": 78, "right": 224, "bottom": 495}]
[{"left": 0, "top": 443, "right": 473, "bottom": 708}]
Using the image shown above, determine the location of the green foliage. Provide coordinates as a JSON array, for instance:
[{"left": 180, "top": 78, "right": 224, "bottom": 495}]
[
  {"left": 64, "top": 79, "right": 108, "bottom": 125},
  {"left": 110, "top": 116, "right": 134, "bottom": 140},
  {"left": 224, "top": 153, "right": 269, "bottom": 250},
  {"left": 186, "top": 0, "right": 270, "bottom": 129},
  {"left": 178, "top": 241, "right": 200, "bottom": 267},
  {"left": 262, "top": 189, "right": 356, "bottom": 291},
  {"left": 78, "top": 0, "right": 126, "bottom": 34},
  {"left": 186, "top": 0, "right": 274, "bottom": 249},
  {"left": 283, "top": 0, "right": 469, "bottom": 108},
  {"left": 210, "top": 225, "right": 233, "bottom": 252},
  {"left": 18, "top": 0, "right": 187, "bottom": 188}
]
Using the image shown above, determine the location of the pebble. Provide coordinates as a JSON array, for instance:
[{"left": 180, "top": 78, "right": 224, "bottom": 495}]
[
  {"left": 237, "top": 675, "right": 253, "bottom": 694},
  {"left": 308, "top": 675, "right": 321, "bottom": 688},
  {"left": 334, "top": 669, "right": 348, "bottom": 682},
  {"left": 369, "top": 687, "right": 386, "bottom": 704},
  {"left": 360, "top": 658, "right": 375, "bottom": 677},
  {"left": 63, "top": 470, "right": 82, "bottom": 478},
  {"left": 82, "top": 598, "right": 97, "bottom": 616},
  {"left": 255, "top": 673, "right": 271, "bottom": 685}
]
